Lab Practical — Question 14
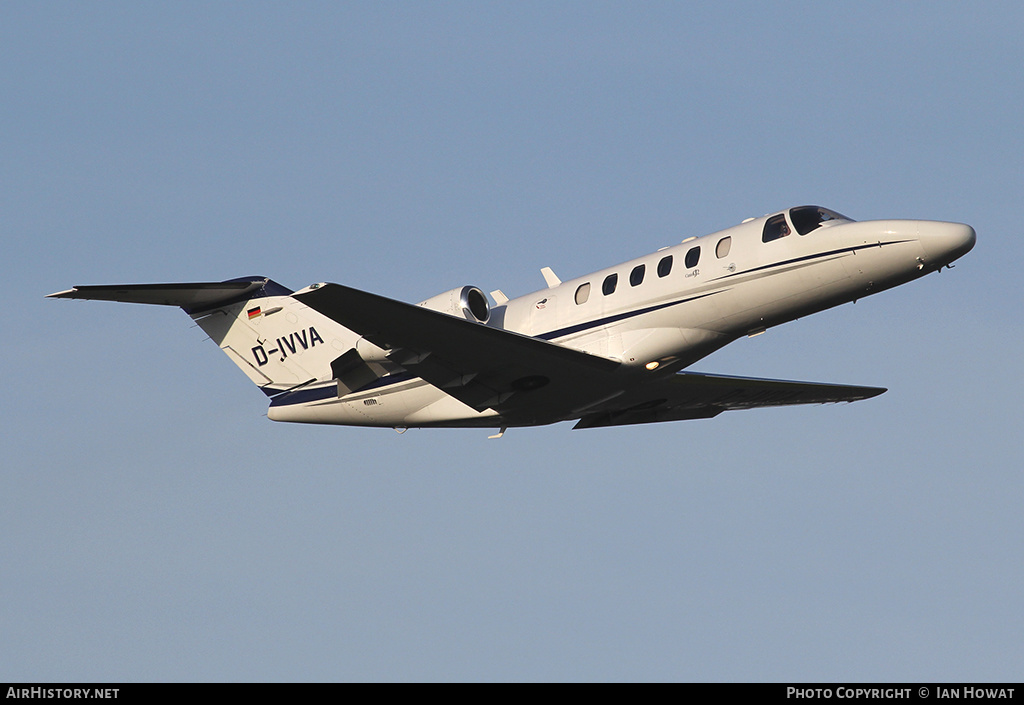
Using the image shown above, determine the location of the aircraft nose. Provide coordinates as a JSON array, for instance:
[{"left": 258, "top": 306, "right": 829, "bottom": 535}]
[{"left": 919, "top": 221, "right": 976, "bottom": 266}]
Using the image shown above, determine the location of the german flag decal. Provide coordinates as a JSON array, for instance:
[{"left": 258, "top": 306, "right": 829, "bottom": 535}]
[{"left": 247, "top": 306, "right": 261, "bottom": 319}]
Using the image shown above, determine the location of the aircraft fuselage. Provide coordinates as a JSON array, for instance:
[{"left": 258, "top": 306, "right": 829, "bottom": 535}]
[{"left": 266, "top": 207, "right": 974, "bottom": 428}]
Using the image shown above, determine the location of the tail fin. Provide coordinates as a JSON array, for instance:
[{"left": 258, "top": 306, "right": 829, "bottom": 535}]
[{"left": 49, "top": 277, "right": 350, "bottom": 395}]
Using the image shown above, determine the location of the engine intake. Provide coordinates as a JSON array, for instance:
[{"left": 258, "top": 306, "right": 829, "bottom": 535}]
[{"left": 417, "top": 285, "right": 490, "bottom": 324}]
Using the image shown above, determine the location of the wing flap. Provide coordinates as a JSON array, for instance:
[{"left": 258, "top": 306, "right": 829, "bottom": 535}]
[{"left": 573, "top": 371, "right": 885, "bottom": 429}]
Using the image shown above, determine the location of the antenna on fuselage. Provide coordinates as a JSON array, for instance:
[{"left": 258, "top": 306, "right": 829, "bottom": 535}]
[{"left": 540, "top": 267, "right": 561, "bottom": 288}]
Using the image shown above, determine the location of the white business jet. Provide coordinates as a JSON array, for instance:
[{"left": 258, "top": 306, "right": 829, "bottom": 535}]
[{"left": 49, "top": 206, "right": 975, "bottom": 433}]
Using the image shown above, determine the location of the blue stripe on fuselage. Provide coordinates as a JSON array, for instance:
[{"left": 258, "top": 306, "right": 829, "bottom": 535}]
[
  {"left": 268, "top": 244, "right": 908, "bottom": 408},
  {"left": 536, "top": 243, "right": 903, "bottom": 341},
  {"left": 707, "top": 241, "right": 914, "bottom": 283},
  {"left": 268, "top": 372, "right": 418, "bottom": 407},
  {"left": 535, "top": 291, "right": 721, "bottom": 341}
]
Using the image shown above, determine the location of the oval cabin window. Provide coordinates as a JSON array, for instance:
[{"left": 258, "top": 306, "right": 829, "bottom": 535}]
[
  {"left": 602, "top": 273, "right": 618, "bottom": 295},
  {"left": 716, "top": 237, "right": 731, "bottom": 259},
  {"left": 685, "top": 246, "right": 701, "bottom": 269},
  {"left": 630, "top": 264, "right": 645, "bottom": 287}
]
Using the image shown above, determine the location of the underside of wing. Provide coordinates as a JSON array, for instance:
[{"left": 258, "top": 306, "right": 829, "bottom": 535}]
[
  {"left": 572, "top": 371, "right": 885, "bottom": 429},
  {"left": 294, "top": 283, "right": 622, "bottom": 425},
  {"left": 46, "top": 277, "right": 292, "bottom": 313}
]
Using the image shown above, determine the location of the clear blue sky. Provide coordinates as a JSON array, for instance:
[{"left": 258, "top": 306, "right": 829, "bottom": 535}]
[{"left": 3, "top": 1, "right": 1022, "bottom": 681}]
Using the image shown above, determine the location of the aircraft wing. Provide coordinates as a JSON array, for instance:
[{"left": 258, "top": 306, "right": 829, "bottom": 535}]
[
  {"left": 572, "top": 371, "right": 885, "bottom": 429},
  {"left": 294, "top": 283, "right": 623, "bottom": 424}
]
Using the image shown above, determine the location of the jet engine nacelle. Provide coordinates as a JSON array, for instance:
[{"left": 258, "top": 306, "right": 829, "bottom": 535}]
[{"left": 416, "top": 285, "right": 490, "bottom": 324}]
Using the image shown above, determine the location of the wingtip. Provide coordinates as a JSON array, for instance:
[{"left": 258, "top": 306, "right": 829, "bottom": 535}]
[{"left": 859, "top": 386, "right": 888, "bottom": 400}]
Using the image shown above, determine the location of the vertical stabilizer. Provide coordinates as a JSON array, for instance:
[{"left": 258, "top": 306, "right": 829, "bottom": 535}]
[
  {"left": 192, "top": 294, "right": 350, "bottom": 394},
  {"left": 49, "top": 277, "right": 357, "bottom": 396}
]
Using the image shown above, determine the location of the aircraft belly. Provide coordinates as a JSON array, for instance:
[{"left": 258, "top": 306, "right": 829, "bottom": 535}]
[
  {"left": 268, "top": 397, "right": 389, "bottom": 426},
  {"left": 267, "top": 378, "right": 498, "bottom": 428},
  {"left": 401, "top": 394, "right": 501, "bottom": 426},
  {"left": 267, "top": 384, "right": 410, "bottom": 426}
]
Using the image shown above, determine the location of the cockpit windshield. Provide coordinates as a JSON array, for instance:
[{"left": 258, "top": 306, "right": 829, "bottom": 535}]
[{"left": 789, "top": 206, "right": 853, "bottom": 235}]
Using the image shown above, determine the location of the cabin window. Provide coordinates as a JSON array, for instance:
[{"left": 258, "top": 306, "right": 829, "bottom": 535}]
[
  {"left": 790, "top": 205, "right": 852, "bottom": 235},
  {"left": 716, "top": 236, "right": 731, "bottom": 259},
  {"left": 762, "top": 213, "right": 791, "bottom": 242},
  {"left": 575, "top": 282, "right": 591, "bottom": 305},
  {"left": 657, "top": 255, "right": 673, "bottom": 277},
  {"left": 685, "top": 246, "right": 701, "bottom": 269},
  {"left": 602, "top": 273, "right": 618, "bottom": 295},
  {"left": 630, "top": 264, "right": 645, "bottom": 287}
]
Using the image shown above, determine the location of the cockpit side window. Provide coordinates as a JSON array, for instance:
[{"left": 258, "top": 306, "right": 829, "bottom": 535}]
[
  {"left": 762, "top": 213, "right": 791, "bottom": 242},
  {"left": 790, "top": 205, "right": 853, "bottom": 235}
]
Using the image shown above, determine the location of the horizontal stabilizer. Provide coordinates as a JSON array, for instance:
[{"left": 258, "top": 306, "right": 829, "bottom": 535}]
[{"left": 47, "top": 277, "right": 293, "bottom": 314}]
